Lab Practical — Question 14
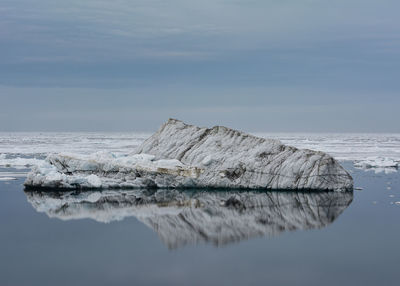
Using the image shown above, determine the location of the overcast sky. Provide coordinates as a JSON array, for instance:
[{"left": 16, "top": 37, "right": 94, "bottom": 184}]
[{"left": 1, "top": 0, "right": 399, "bottom": 132}]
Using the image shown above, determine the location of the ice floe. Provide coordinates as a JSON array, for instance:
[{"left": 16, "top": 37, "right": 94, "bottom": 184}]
[
  {"left": 0, "top": 171, "right": 27, "bottom": 181},
  {"left": 353, "top": 157, "right": 399, "bottom": 174},
  {"left": 0, "top": 154, "right": 45, "bottom": 169},
  {"left": 0, "top": 177, "right": 17, "bottom": 181}
]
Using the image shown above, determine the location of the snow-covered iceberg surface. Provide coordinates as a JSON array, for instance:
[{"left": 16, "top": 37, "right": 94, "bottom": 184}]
[
  {"left": 24, "top": 119, "right": 353, "bottom": 191},
  {"left": 24, "top": 189, "right": 353, "bottom": 248}
]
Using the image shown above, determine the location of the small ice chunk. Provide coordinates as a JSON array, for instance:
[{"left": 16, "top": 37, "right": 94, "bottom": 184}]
[
  {"left": 202, "top": 155, "right": 214, "bottom": 166},
  {"left": 395, "top": 202, "right": 400, "bottom": 206},
  {"left": 87, "top": 175, "right": 102, "bottom": 188},
  {"left": 354, "top": 187, "right": 363, "bottom": 191},
  {"left": 354, "top": 157, "right": 399, "bottom": 174},
  {"left": 0, "top": 177, "right": 17, "bottom": 181},
  {"left": 0, "top": 156, "right": 45, "bottom": 169}
]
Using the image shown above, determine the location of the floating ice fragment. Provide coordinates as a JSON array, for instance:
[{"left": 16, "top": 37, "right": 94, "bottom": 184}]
[
  {"left": 0, "top": 177, "right": 17, "bottom": 181},
  {"left": 354, "top": 157, "right": 399, "bottom": 173},
  {"left": 87, "top": 175, "right": 102, "bottom": 188},
  {"left": 0, "top": 156, "right": 45, "bottom": 169},
  {"left": 395, "top": 202, "right": 400, "bottom": 206},
  {"left": 354, "top": 187, "right": 363, "bottom": 190}
]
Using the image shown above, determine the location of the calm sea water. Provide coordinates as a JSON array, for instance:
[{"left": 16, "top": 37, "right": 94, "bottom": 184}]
[
  {"left": 0, "top": 133, "right": 399, "bottom": 285},
  {"left": 0, "top": 163, "right": 399, "bottom": 286}
]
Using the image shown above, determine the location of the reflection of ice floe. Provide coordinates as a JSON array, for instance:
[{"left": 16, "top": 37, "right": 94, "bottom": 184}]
[
  {"left": 354, "top": 157, "right": 399, "bottom": 174},
  {"left": 24, "top": 189, "right": 353, "bottom": 249}
]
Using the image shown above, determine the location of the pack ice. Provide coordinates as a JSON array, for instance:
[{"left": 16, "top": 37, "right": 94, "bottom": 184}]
[{"left": 24, "top": 119, "right": 353, "bottom": 191}]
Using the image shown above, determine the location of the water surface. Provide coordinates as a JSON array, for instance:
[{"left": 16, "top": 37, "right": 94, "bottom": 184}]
[
  {"left": 1, "top": 132, "right": 399, "bottom": 285},
  {"left": 0, "top": 164, "right": 399, "bottom": 286}
]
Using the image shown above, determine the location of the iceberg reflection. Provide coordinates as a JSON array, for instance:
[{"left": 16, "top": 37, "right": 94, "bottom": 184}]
[{"left": 24, "top": 189, "right": 353, "bottom": 249}]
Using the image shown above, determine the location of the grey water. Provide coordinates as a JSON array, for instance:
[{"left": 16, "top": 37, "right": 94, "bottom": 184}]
[{"left": 0, "top": 163, "right": 399, "bottom": 286}]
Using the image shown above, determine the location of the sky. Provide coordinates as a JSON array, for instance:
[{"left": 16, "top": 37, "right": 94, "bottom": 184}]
[{"left": 1, "top": 0, "right": 399, "bottom": 132}]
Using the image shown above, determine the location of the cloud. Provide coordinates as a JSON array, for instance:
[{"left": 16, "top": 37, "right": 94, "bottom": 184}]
[
  {"left": 0, "top": 1, "right": 399, "bottom": 131},
  {"left": 2, "top": 0, "right": 399, "bottom": 65}
]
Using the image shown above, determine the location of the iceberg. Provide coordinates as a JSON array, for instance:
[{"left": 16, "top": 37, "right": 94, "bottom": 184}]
[
  {"left": 24, "top": 119, "right": 353, "bottom": 191},
  {"left": 24, "top": 189, "right": 353, "bottom": 248}
]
